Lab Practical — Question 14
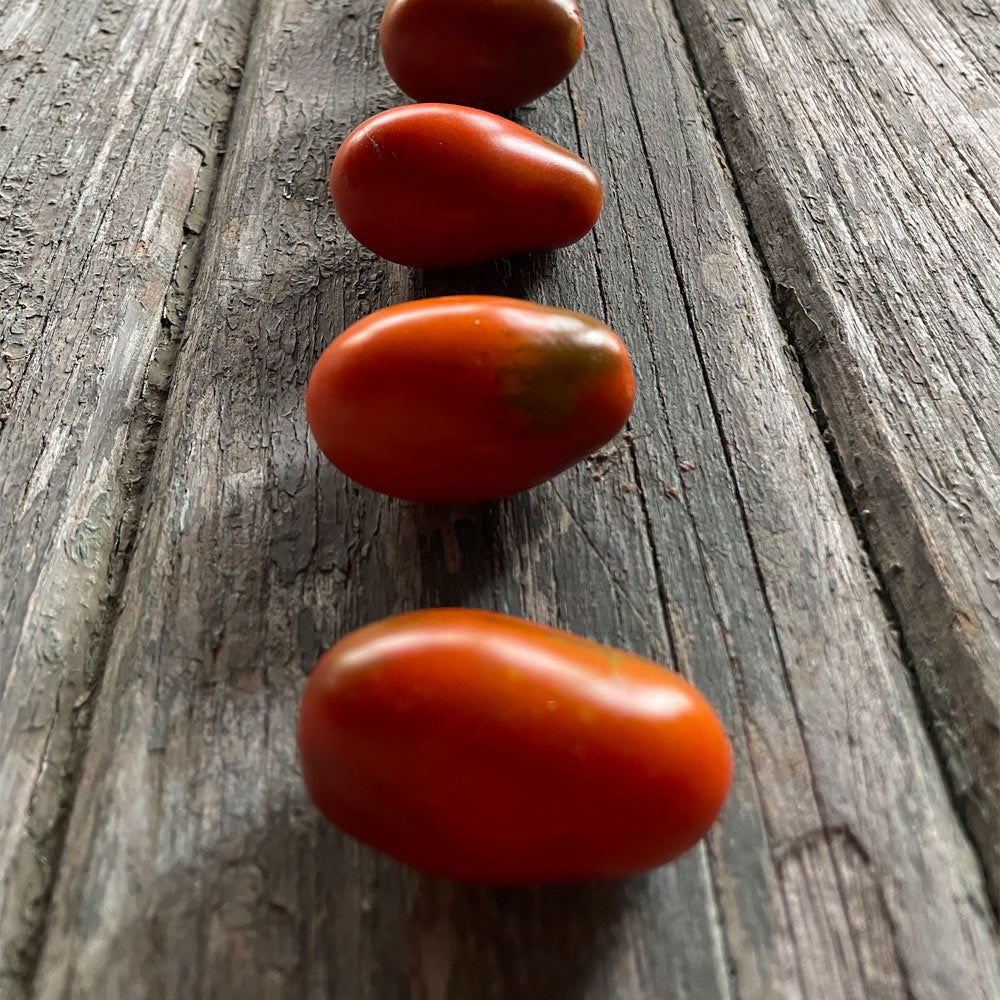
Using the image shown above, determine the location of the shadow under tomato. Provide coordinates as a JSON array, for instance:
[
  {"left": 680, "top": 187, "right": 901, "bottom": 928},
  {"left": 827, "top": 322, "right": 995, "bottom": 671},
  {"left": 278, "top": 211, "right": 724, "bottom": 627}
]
[
  {"left": 408, "top": 874, "right": 632, "bottom": 1000},
  {"left": 394, "top": 498, "right": 515, "bottom": 611},
  {"left": 100, "top": 807, "right": 634, "bottom": 999},
  {"left": 387, "top": 479, "right": 574, "bottom": 617},
  {"left": 412, "top": 250, "right": 564, "bottom": 305}
]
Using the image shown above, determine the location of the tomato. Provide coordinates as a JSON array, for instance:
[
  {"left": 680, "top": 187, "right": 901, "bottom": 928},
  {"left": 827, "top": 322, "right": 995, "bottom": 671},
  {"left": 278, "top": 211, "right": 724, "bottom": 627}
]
[
  {"left": 380, "top": 0, "right": 585, "bottom": 111},
  {"left": 306, "top": 295, "right": 634, "bottom": 502},
  {"left": 329, "top": 104, "right": 602, "bottom": 268},
  {"left": 298, "top": 609, "right": 732, "bottom": 884}
]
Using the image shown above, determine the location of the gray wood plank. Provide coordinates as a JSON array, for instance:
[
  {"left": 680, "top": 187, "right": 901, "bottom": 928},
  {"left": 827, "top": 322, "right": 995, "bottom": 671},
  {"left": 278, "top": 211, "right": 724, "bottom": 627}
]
[
  {"left": 0, "top": 1, "right": 258, "bottom": 996},
  {"left": 673, "top": 0, "right": 1000, "bottom": 900},
  {"left": 29, "top": 1, "right": 1000, "bottom": 998}
]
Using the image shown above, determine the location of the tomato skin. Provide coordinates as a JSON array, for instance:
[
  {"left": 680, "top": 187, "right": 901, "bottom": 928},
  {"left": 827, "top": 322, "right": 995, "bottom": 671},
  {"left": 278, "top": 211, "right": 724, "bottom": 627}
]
[
  {"left": 380, "top": 0, "right": 585, "bottom": 111},
  {"left": 306, "top": 295, "right": 634, "bottom": 502},
  {"left": 329, "top": 104, "right": 602, "bottom": 268},
  {"left": 298, "top": 609, "right": 733, "bottom": 884}
]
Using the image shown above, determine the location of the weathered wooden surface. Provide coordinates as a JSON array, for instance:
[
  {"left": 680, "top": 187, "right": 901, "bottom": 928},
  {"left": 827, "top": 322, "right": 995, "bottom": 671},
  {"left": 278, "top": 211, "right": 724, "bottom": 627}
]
[
  {"left": 0, "top": 0, "right": 985, "bottom": 997},
  {"left": 674, "top": 0, "right": 1000, "bottom": 899},
  {"left": 0, "top": 1, "right": 258, "bottom": 995}
]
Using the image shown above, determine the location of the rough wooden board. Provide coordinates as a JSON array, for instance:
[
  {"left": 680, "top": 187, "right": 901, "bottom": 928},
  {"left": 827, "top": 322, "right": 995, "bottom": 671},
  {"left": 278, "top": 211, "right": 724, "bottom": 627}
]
[
  {"left": 673, "top": 0, "right": 1000, "bottom": 899},
  {"left": 0, "top": 0, "right": 258, "bottom": 995},
  {"left": 29, "top": 0, "right": 999, "bottom": 997}
]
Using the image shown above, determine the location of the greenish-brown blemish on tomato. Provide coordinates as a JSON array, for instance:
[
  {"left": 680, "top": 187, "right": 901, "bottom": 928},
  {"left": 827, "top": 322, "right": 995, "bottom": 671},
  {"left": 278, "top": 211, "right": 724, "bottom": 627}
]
[{"left": 499, "top": 330, "right": 621, "bottom": 431}]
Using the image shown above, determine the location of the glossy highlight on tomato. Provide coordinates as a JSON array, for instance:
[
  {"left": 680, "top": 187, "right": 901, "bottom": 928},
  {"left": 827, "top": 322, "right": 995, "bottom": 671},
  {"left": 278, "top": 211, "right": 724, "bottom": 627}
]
[
  {"left": 298, "top": 609, "right": 733, "bottom": 884},
  {"left": 380, "top": 0, "right": 585, "bottom": 111},
  {"left": 306, "top": 296, "right": 634, "bottom": 502},
  {"left": 329, "top": 104, "right": 603, "bottom": 268}
]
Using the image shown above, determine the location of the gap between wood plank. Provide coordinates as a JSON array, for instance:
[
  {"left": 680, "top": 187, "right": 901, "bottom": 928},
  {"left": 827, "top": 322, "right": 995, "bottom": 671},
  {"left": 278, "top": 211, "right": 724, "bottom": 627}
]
[
  {"left": 596, "top": 4, "right": 938, "bottom": 991},
  {"left": 599, "top": 6, "right": 901, "bottom": 987},
  {"left": 664, "top": 0, "right": 997, "bottom": 908},
  {"left": 1, "top": 3, "right": 266, "bottom": 996}
]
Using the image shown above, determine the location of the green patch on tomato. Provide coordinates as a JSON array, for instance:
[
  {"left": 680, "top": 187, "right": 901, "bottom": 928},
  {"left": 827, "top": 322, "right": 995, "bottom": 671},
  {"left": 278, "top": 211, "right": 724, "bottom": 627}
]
[{"left": 500, "top": 335, "right": 624, "bottom": 431}]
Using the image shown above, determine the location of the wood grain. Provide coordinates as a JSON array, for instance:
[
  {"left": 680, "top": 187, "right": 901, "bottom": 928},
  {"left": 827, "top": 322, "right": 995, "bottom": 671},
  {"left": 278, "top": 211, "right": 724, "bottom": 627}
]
[
  {"left": 673, "top": 0, "right": 1000, "bottom": 900},
  {"left": 25, "top": 1, "right": 998, "bottom": 998},
  {"left": 0, "top": 0, "right": 258, "bottom": 995}
]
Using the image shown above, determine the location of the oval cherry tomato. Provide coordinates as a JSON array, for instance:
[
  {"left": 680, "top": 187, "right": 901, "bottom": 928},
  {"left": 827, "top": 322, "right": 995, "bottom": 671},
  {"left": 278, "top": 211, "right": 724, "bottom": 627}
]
[
  {"left": 329, "top": 104, "right": 602, "bottom": 268},
  {"left": 380, "top": 0, "right": 585, "bottom": 111},
  {"left": 298, "top": 608, "right": 733, "bottom": 884},
  {"left": 306, "top": 295, "right": 634, "bottom": 502}
]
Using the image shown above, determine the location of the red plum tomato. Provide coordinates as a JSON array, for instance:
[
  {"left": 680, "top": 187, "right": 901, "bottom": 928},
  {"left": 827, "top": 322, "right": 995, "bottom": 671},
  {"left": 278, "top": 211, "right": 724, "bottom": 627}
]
[
  {"left": 305, "top": 296, "right": 635, "bottom": 503},
  {"left": 380, "top": 0, "right": 585, "bottom": 111},
  {"left": 329, "top": 104, "right": 603, "bottom": 268},
  {"left": 298, "top": 608, "right": 733, "bottom": 884}
]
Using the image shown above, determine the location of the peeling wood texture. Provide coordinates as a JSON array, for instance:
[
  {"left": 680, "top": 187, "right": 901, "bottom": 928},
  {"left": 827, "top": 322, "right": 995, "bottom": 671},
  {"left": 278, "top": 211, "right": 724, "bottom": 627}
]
[
  {"left": 0, "top": 0, "right": 258, "bottom": 995},
  {"left": 1, "top": 0, "right": 999, "bottom": 998},
  {"left": 673, "top": 0, "right": 1000, "bottom": 900}
]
